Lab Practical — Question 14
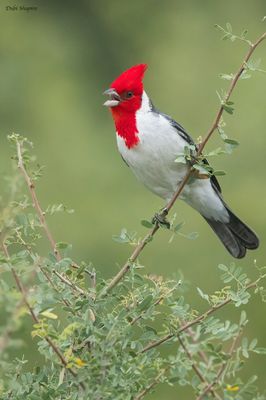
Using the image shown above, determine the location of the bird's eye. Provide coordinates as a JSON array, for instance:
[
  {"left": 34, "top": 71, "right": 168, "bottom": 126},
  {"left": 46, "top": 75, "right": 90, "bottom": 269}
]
[{"left": 126, "top": 91, "right": 133, "bottom": 98}]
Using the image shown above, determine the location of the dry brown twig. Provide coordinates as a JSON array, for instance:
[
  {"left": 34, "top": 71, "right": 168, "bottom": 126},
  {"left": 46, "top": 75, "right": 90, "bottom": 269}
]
[{"left": 102, "top": 31, "right": 266, "bottom": 295}]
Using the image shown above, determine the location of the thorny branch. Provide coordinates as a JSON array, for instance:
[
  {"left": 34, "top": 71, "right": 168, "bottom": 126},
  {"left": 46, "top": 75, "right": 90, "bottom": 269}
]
[{"left": 103, "top": 31, "right": 266, "bottom": 295}]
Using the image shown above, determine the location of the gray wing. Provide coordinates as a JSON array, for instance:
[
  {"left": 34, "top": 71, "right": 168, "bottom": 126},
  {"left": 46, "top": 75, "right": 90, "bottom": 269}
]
[{"left": 156, "top": 107, "right": 222, "bottom": 194}]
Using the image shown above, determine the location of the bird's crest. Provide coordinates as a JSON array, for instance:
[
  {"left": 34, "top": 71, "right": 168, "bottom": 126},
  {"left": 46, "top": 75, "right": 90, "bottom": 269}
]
[{"left": 110, "top": 64, "right": 148, "bottom": 94}]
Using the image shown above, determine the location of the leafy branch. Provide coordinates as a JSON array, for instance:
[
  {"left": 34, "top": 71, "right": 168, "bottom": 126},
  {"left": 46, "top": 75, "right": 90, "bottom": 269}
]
[
  {"left": 0, "top": 242, "right": 86, "bottom": 392},
  {"left": 196, "top": 324, "right": 243, "bottom": 400},
  {"left": 140, "top": 274, "right": 265, "bottom": 354}
]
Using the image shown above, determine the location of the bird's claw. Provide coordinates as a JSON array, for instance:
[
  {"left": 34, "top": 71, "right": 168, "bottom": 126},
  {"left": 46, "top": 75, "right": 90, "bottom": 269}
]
[{"left": 152, "top": 208, "right": 170, "bottom": 229}]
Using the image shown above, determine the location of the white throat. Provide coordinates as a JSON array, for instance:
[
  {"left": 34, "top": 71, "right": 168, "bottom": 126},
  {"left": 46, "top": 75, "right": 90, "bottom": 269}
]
[{"left": 138, "top": 91, "right": 152, "bottom": 114}]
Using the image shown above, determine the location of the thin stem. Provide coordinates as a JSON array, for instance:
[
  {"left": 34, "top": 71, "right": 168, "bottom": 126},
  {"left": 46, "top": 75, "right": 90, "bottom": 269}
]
[
  {"left": 101, "top": 226, "right": 159, "bottom": 295},
  {"left": 53, "top": 269, "right": 87, "bottom": 296},
  {"left": 16, "top": 140, "right": 88, "bottom": 297},
  {"left": 133, "top": 368, "right": 168, "bottom": 400},
  {"left": 130, "top": 286, "right": 175, "bottom": 325},
  {"left": 16, "top": 140, "right": 61, "bottom": 261},
  {"left": 39, "top": 266, "right": 72, "bottom": 308},
  {"left": 178, "top": 335, "right": 222, "bottom": 399},
  {"left": 103, "top": 31, "right": 266, "bottom": 294},
  {"left": 196, "top": 327, "right": 242, "bottom": 400},
  {"left": 186, "top": 326, "right": 209, "bottom": 365}
]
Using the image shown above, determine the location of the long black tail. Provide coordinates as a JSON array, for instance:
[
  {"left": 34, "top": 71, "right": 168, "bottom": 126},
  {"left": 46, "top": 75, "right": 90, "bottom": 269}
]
[{"left": 204, "top": 207, "right": 259, "bottom": 259}]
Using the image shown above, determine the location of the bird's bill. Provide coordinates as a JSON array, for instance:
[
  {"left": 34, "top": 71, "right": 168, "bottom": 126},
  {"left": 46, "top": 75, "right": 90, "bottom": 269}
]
[{"left": 103, "top": 88, "right": 121, "bottom": 107}]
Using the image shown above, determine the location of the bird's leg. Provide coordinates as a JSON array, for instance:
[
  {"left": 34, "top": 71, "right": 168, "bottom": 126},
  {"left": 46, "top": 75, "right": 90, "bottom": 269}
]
[{"left": 152, "top": 207, "right": 170, "bottom": 229}]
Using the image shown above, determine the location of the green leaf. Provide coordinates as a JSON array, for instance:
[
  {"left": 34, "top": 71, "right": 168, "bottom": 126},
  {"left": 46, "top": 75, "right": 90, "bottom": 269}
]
[
  {"left": 249, "top": 338, "right": 258, "bottom": 350},
  {"left": 218, "top": 264, "right": 228, "bottom": 272},
  {"left": 197, "top": 287, "right": 210, "bottom": 303},
  {"left": 224, "top": 138, "right": 239, "bottom": 146},
  {"left": 222, "top": 33, "right": 230, "bottom": 41},
  {"left": 212, "top": 170, "right": 226, "bottom": 176},
  {"left": 222, "top": 104, "right": 234, "bottom": 114},
  {"left": 175, "top": 155, "right": 187, "bottom": 164},
  {"left": 186, "top": 232, "right": 199, "bottom": 240},
  {"left": 240, "top": 310, "right": 247, "bottom": 325},
  {"left": 241, "top": 29, "right": 248, "bottom": 38},
  {"left": 141, "top": 220, "right": 153, "bottom": 229},
  {"left": 174, "top": 222, "right": 184, "bottom": 233},
  {"left": 253, "top": 347, "right": 266, "bottom": 354},
  {"left": 219, "top": 73, "right": 234, "bottom": 80},
  {"left": 193, "top": 164, "right": 209, "bottom": 174},
  {"left": 112, "top": 228, "right": 130, "bottom": 243},
  {"left": 56, "top": 242, "right": 70, "bottom": 250},
  {"left": 226, "top": 22, "right": 232, "bottom": 32},
  {"left": 139, "top": 295, "right": 153, "bottom": 311},
  {"left": 41, "top": 310, "right": 58, "bottom": 320},
  {"left": 145, "top": 326, "right": 157, "bottom": 334},
  {"left": 205, "top": 147, "right": 225, "bottom": 157}
]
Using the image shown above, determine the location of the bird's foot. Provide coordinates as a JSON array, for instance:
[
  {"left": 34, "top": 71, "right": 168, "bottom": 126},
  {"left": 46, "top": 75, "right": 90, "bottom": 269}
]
[{"left": 152, "top": 208, "right": 170, "bottom": 229}]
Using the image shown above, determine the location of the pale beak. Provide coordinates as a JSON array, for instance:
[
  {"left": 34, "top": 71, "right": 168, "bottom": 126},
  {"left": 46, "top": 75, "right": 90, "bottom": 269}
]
[{"left": 103, "top": 88, "right": 121, "bottom": 107}]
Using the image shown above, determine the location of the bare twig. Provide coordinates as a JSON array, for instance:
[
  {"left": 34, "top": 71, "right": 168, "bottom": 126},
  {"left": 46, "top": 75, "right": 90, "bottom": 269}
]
[
  {"left": 133, "top": 368, "right": 168, "bottom": 400},
  {"left": 103, "top": 31, "right": 266, "bottom": 295},
  {"left": 53, "top": 269, "right": 87, "bottom": 296},
  {"left": 16, "top": 140, "right": 61, "bottom": 261}
]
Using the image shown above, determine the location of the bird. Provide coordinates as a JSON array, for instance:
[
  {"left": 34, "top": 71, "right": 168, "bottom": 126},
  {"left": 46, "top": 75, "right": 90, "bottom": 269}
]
[{"left": 103, "top": 64, "right": 259, "bottom": 258}]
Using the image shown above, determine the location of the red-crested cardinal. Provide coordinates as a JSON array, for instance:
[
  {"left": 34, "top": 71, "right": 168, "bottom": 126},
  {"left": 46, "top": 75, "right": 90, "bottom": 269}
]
[{"left": 103, "top": 64, "right": 259, "bottom": 258}]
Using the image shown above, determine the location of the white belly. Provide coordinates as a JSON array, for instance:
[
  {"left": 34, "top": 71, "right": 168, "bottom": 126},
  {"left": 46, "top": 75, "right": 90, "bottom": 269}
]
[{"left": 117, "top": 111, "right": 188, "bottom": 201}]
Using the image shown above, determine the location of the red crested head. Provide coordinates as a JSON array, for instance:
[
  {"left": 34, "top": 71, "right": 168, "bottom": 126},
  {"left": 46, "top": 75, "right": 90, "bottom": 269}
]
[
  {"left": 103, "top": 64, "right": 148, "bottom": 149},
  {"left": 111, "top": 63, "right": 147, "bottom": 98}
]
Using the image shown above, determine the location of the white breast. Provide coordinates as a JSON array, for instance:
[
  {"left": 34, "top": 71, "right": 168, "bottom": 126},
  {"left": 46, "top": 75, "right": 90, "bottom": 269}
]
[{"left": 116, "top": 92, "right": 189, "bottom": 201}]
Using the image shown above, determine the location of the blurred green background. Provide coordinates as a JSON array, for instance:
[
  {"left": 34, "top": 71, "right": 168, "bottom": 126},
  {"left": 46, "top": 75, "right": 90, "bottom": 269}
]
[{"left": 0, "top": 0, "right": 266, "bottom": 397}]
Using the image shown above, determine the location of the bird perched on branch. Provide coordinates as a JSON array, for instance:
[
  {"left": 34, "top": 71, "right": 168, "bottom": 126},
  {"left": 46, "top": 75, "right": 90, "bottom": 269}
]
[{"left": 103, "top": 64, "right": 259, "bottom": 258}]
